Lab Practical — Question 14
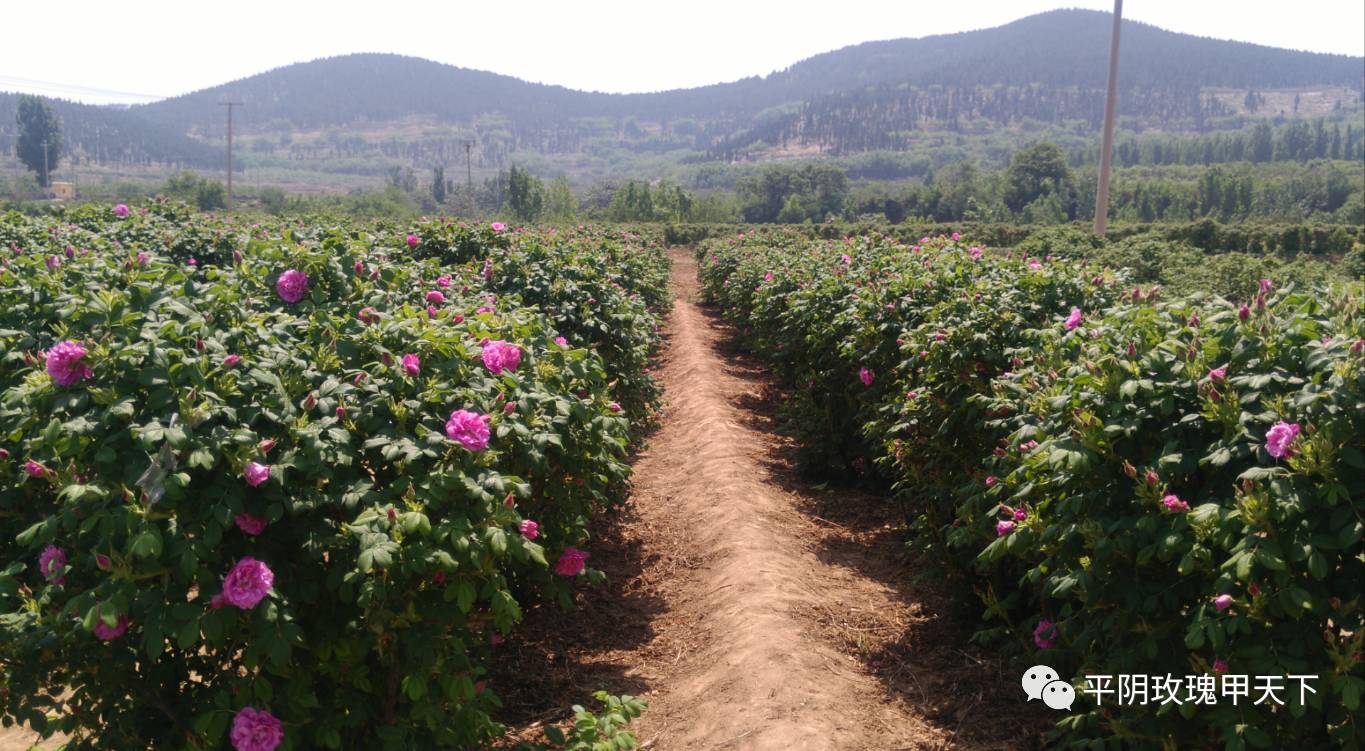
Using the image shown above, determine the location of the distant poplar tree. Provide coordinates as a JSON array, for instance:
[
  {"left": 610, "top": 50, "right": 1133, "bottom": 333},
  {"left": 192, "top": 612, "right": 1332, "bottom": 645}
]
[
  {"left": 432, "top": 165, "right": 446, "bottom": 204},
  {"left": 16, "top": 96, "right": 63, "bottom": 187}
]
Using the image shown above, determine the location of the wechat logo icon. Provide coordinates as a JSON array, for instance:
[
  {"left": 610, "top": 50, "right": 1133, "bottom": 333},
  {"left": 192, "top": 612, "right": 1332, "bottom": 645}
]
[{"left": 1023, "top": 665, "right": 1075, "bottom": 710}]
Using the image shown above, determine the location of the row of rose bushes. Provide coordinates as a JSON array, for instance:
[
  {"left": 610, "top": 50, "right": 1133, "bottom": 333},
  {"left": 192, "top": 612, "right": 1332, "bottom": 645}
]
[
  {"left": 697, "top": 230, "right": 1364, "bottom": 748},
  {"left": 0, "top": 204, "right": 666, "bottom": 750}
]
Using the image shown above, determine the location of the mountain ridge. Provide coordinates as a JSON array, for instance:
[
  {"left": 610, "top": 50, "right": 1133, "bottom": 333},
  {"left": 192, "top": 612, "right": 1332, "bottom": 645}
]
[{"left": 1, "top": 9, "right": 1360, "bottom": 177}]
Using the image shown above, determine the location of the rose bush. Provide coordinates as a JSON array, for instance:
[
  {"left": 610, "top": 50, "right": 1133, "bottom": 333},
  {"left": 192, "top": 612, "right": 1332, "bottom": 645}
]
[
  {"left": 698, "top": 229, "right": 1364, "bottom": 747},
  {"left": 0, "top": 209, "right": 663, "bottom": 749}
]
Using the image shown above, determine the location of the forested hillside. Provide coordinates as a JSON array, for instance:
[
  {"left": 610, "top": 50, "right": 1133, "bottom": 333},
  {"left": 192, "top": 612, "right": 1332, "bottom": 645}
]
[{"left": 1, "top": 9, "right": 1359, "bottom": 178}]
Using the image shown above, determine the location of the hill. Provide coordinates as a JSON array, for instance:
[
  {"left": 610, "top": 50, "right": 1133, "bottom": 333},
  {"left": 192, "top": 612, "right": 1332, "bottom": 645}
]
[{"left": 2, "top": 9, "right": 1361, "bottom": 182}]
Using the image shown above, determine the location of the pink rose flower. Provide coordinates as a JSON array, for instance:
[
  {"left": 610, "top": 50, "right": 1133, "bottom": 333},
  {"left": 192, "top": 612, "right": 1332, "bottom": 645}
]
[
  {"left": 1033, "top": 619, "right": 1056, "bottom": 649},
  {"left": 1162, "top": 494, "right": 1190, "bottom": 513},
  {"left": 425, "top": 290, "right": 446, "bottom": 304},
  {"left": 94, "top": 614, "right": 130, "bottom": 641},
  {"left": 221, "top": 557, "right": 274, "bottom": 609},
  {"left": 995, "top": 520, "right": 1015, "bottom": 537},
  {"left": 1065, "top": 307, "right": 1083, "bottom": 330},
  {"left": 1013, "top": 507, "right": 1028, "bottom": 522},
  {"left": 224, "top": 354, "right": 241, "bottom": 367},
  {"left": 481, "top": 340, "right": 522, "bottom": 374},
  {"left": 519, "top": 520, "right": 540, "bottom": 540},
  {"left": 113, "top": 204, "right": 129, "bottom": 218},
  {"left": 235, "top": 514, "right": 268, "bottom": 536},
  {"left": 1212, "top": 659, "right": 1228, "bottom": 674},
  {"left": 490, "top": 222, "right": 506, "bottom": 232},
  {"left": 555, "top": 547, "right": 589, "bottom": 576},
  {"left": 985, "top": 476, "right": 997, "bottom": 487},
  {"left": 1208, "top": 366, "right": 1226, "bottom": 381},
  {"left": 1265, "top": 421, "right": 1300, "bottom": 459},
  {"left": 46, "top": 340, "right": 93, "bottom": 387},
  {"left": 39, "top": 544, "right": 67, "bottom": 585},
  {"left": 275, "top": 270, "right": 308, "bottom": 304},
  {"left": 24, "top": 460, "right": 46, "bottom": 478},
  {"left": 608, "top": 402, "right": 622, "bottom": 413},
  {"left": 554, "top": 336, "right": 568, "bottom": 346},
  {"left": 244, "top": 462, "right": 270, "bottom": 488},
  {"left": 230, "top": 707, "right": 284, "bottom": 751},
  {"left": 402, "top": 353, "right": 421, "bottom": 376},
  {"left": 436, "top": 275, "right": 452, "bottom": 288},
  {"left": 445, "top": 410, "right": 491, "bottom": 452},
  {"left": 858, "top": 367, "right": 873, "bottom": 386},
  {"left": 406, "top": 234, "right": 420, "bottom": 248},
  {"left": 1213, "top": 594, "right": 1233, "bottom": 612}
]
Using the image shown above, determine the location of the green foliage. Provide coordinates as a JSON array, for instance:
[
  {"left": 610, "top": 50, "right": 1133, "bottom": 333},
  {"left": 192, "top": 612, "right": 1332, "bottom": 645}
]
[
  {"left": 545, "top": 177, "right": 577, "bottom": 222},
  {"left": 524, "top": 692, "right": 646, "bottom": 751},
  {"left": 507, "top": 166, "right": 546, "bottom": 223},
  {"left": 431, "top": 165, "right": 446, "bottom": 206},
  {"left": 958, "top": 286, "right": 1365, "bottom": 748},
  {"left": 15, "top": 96, "right": 62, "bottom": 188},
  {"left": 1005, "top": 142, "right": 1074, "bottom": 214},
  {"left": 698, "top": 229, "right": 1365, "bottom": 747},
  {"left": 161, "top": 172, "right": 227, "bottom": 212},
  {"left": 0, "top": 207, "right": 668, "bottom": 749},
  {"left": 736, "top": 163, "right": 849, "bottom": 223}
]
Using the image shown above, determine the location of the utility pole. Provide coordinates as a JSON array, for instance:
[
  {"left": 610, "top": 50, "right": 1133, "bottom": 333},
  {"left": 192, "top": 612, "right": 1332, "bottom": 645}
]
[
  {"left": 1093, "top": 0, "right": 1123, "bottom": 235},
  {"left": 219, "top": 101, "right": 243, "bottom": 211},
  {"left": 464, "top": 141, "right": 475, "bottom": 215},
  {"left": 41, "top": 139, "right": 49, "bottom": 192}
]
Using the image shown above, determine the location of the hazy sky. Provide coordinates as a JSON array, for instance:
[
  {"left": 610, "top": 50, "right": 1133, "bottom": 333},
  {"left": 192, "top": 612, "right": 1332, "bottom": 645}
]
[{"left": 2, "top": 0, "right": 1362, "bottom": 104}]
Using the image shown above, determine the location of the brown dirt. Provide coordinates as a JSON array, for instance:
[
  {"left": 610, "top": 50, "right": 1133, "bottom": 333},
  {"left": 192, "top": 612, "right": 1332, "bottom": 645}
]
[{"left": 493, "top": 249, "right": 1047, "bottom": 750}]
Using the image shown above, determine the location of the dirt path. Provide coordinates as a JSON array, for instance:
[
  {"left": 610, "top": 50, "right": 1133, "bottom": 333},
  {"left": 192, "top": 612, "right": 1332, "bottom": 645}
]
[
  {"left": 499, "top": 249, "right": 1039, "bottom": 750},
  {"left": 615, "top": 251, "right": 934, "bottom": 749}
]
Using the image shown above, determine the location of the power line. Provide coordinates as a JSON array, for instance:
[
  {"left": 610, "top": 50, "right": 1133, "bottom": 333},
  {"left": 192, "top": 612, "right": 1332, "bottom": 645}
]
[{"left": 0, "top": 75, "right": 167, "bottom": 103}]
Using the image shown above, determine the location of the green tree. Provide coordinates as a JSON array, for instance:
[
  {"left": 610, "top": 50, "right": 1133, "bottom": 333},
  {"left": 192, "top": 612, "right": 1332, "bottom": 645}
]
[
  {"left": 506, "top": 165, "right": 544, "bottom": 222},
  {"left": 545, "top": 176, "right": 577, "bottom": 221},
  {"left": 736, "top": 163, "right": 848, "bottom": 223},
  {"left": 16, "top": 96, "right": 62, "bottom": 188},
  {"left": 431, "top": 165, "right": 446, "bottom": 205},
  {"left": 776, "top": 194, "right": 807, "bottom": 223},
  {"left": 1004, "top": 142, "right": 1072, "bottom": 213}
]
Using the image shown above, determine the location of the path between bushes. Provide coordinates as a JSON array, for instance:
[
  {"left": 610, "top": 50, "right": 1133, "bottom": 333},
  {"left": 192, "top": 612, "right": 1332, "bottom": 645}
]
[
  {"left": 500, "top": 249, "right": 1038, "bottom": 750},
  {"left": 3, "top": 249, "right": 1036, "bottom": 751}
]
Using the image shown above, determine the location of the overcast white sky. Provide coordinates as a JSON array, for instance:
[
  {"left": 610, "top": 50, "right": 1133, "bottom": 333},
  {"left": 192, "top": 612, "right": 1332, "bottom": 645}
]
[{"left": 2, "top": 0, "right": 1362, "bottom": 104}]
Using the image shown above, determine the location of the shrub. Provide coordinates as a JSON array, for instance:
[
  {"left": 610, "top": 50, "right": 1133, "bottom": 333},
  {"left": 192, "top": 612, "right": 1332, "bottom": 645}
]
[
  {"left": 0, "top": 210, "right": 665, "bottom": 749},
  {"left": 959, "top": 284, "right": 1364, "bottom": 747},
  {"left": 697, "top": 228, "right": 1365, "bottom": 747}
]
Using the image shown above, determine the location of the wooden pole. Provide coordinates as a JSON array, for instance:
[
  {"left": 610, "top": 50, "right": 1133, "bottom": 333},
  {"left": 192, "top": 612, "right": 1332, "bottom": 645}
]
[
  {"left": 1093, "top": 0, "right": 1123, "bottom": 235},
  {"left": 220, "top": 101, "right": 243, "bottom": 211}
]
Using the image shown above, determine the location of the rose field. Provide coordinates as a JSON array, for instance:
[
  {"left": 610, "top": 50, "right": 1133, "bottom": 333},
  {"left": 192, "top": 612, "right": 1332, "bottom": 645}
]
[
  {"left": 696, "top": 230, "right": 1364, "bottom": 748},
  {"left": 1, "top": 206, "right": 1363, "bottom": 750},
  {"left": 0, "top": 203, "right": 664, "bottom": 750}
]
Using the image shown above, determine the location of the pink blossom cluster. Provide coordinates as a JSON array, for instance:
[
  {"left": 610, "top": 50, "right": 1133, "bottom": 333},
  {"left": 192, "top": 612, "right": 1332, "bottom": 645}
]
[
  {"left": 46, "top": 340, "right": 93, "bottom": 387},
  {"left": 481, "top": 340, "right": 522, "bottom": 374},
  {"left": 446, "top": 410, "right": 490, "bottom": 452}
]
